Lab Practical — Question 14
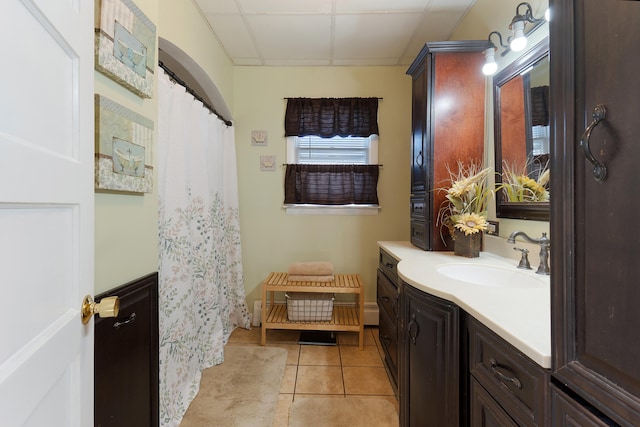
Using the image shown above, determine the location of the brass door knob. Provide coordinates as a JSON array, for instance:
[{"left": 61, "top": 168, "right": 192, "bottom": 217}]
[{"left": 81, "top": 295, "right": 120, "bottom": 324}]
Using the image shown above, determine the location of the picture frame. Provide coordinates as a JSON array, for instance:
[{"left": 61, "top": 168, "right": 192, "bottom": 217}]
[
  {"left": 95, "top": 0, "right": 156, "bottom": 98},
  {"left": 95, "top": 95, "right": 154, "bottom": 194}
]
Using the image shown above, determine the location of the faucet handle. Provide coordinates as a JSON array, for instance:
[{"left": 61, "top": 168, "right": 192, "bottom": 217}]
[{"left": 513, "top": 247, "right": 532, "bottom": 270}]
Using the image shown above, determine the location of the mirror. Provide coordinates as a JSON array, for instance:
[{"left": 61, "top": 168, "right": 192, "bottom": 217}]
[{"left": 494, "top": 37, "right": 550, "bottom": 221}]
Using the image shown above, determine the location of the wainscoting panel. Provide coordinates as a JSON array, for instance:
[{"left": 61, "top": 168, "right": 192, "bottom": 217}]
[{"left": 95, "top": 272, "right": 159, "bottom": 427}]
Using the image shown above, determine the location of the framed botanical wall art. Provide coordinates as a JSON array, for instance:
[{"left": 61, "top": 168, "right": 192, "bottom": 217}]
[
  {"left": 95, "top": 95, "right": 154, "bottom": 194},
  {"left": 95, "top": 0, "right": 156, "bottom": 98}
]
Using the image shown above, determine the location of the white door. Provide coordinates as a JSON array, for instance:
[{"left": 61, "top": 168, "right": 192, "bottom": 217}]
[{"left": 0, "top": 1, "right": 94, "bottom": 426}]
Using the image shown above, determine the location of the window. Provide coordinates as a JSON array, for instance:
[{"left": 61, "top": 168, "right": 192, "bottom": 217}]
[
  {"left": 286, "top": 135, "right": 378, "bottom": 165},
  {"left": 283, "top": 97, "right": 381, "bottom": 215},
  {"left": 284, "top": 136, "right": 380, "bottom": 215},
  {"left": 531, "top": 125, "right": 549, "bottom": 156}
]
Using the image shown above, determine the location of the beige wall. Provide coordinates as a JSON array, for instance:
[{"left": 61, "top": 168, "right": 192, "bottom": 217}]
[
  {"left": 233, "top": 66, "right": 411, "bottom": 305},
  {"left": 94, "top": 0, "right": 159, "bottom": 294}
]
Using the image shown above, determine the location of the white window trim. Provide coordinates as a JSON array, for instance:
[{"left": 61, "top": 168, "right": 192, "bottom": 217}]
[{"left": 284, "top": 136, "right": 380, "bottom": 216}]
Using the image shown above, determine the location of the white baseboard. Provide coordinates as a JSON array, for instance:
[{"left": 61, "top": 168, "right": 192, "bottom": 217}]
[
  {"left": 363, "top": 302, "right": 380, "bottom": 326},
  {"left": 250, "top": 300, "right": 379, "bottom": 326}
]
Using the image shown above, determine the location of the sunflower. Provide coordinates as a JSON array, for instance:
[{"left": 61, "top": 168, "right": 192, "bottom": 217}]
[
  {"left": 501, "top": 159, "right": 550, "bottom": 202},
  {"left": 453, "top": 213, "right": 488, "bottom": 236}
]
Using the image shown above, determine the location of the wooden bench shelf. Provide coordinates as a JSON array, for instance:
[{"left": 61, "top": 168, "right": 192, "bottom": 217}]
[{"left": 260, "top": 272, "right": 365, "bottom": 349}]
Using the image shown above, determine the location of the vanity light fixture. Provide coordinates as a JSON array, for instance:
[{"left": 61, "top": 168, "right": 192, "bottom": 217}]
[
  {"left": 482, "top": 31, "right": 508, "bottom": 76},
  {"left": 509, "top": 2, "right": 548, "bottom": 52}
]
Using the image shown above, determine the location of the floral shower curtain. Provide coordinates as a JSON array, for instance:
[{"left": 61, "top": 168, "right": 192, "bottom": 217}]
[{"left": 157, "top": 70, "right": 251, "bottom": 426}]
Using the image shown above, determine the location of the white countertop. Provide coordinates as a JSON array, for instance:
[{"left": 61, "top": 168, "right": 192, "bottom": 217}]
[{"left": 378, "top": 241, "right": 551, "bottom": 369}]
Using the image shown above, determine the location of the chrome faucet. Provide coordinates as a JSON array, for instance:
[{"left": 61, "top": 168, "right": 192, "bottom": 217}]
[{"left": 507, "top": 231, "right": 550, "bottom": 275}]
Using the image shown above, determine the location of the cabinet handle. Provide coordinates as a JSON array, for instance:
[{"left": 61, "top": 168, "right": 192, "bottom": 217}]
[
  {"left": 579, "top": 104, "right": 607, "bottom": 182},
  {"left": 416, "top": 150, "right": 423, "bottom": 168},
  {"left": 385, "top": 262, "right": 394, "bottom": 269},
  {"left": 489, "top": 358, "right": 522, "bottom": 389},
  {"left": 381, "top": 296, "right": 390, "bottom": 303},
  {"left": 381, "top": 336, "right": 392, "bottom": 346},
  {"left": 407, "top": 314, "right": 420, "bottom": 345},
  {"left": 113, "top": 312, "right": 137, "bottom": 330}
]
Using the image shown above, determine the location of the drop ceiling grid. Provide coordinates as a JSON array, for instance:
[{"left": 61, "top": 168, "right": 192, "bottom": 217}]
[{"left": 195, "top": 0, "right": 477, "bottom": 66}]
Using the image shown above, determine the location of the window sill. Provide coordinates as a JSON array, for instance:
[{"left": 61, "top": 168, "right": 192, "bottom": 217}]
[{"left": 283, "top": 204, "right": 380, "bottom": 216}]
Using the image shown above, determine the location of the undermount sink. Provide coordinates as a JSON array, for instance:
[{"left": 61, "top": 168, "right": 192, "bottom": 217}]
[{"left": 436, "top": 263, "right": 547, "bottom": 288}]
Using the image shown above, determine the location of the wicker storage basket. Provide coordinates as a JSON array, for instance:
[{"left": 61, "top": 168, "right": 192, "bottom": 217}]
[{"left": 285, "top": 292, "right": 335, "bottom": 321}]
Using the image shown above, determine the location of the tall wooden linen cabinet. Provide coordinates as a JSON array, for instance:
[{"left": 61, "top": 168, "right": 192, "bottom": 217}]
[
  {"left": 550, "top": 0, "right": 640, "bottom": 425},
  {"left": 406, "top": 41, "right": 486, "bottom": 251}
]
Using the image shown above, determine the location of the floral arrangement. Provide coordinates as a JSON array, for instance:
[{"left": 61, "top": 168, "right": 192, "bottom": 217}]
[
  {"left": 501, "top": 159, "right": 550, "bottom": 202},
  {"left": 437, "top": 161, "right": 493, "bottom": 239}
]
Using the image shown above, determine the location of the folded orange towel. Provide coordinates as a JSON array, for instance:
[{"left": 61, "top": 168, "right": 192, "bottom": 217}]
[
  {"left": 287, "top": 274, "right": 334, "bottom": 282},
  {"left": 288, "top": 261, "right": 334, "bottom": 276}
]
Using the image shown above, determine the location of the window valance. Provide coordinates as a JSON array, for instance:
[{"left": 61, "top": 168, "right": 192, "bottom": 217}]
[
  {"left": 531, "top": 86, "right": 549, "bottom": 127},
  {"left": 284, "top": 164, "right": 380, "bottom": 205},
  {"left": 284, "top": 97, "right": 379, "bottom": 138}
]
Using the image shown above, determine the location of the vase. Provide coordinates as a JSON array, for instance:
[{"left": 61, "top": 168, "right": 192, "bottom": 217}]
[{"left": 453, "top": 229, "right": 482, "bottom": 258}]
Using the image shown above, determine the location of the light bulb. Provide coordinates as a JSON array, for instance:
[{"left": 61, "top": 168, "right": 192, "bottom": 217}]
[
  {"left": 482, "top": 62, "right": 498, "bottom": 76},
  {"left": 510, "top": 20, "right": 527, "bottom": 52},
  {"left": 482, "top": 47, "right": 497, "bottom": 75}
]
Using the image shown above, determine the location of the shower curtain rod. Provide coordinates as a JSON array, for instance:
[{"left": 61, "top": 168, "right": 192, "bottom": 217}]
[{"left": 158, "top": 61, "right": 233, "bottom": 127}]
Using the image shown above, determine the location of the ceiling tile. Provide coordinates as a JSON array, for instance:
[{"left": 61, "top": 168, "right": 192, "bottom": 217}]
[
  {"left": 336, "top": 0, "right": 430, "bottom": 13},
  {"left": 247, "top": 15, "right": 332, "bottom": 59},
  {"left": 333, "top": 57, "right": 401, "bottom": 66},
  {"left": 428, "top": 0, "right": 477, "bottom": 12},
  {"left": 207, "top": 14, "right": 259, "bottom": 59},
  {"left": 195, "top": 0, "right": 239, "bottom": 14},
  {"left": 238, "top": 0, "right": 332, "bottom": 14},
  {"left": 264, "top": 58, "right": 331, "bottom": 66},
  {"left": 333, "top": 13, "right": 423, "bottom": 59}
]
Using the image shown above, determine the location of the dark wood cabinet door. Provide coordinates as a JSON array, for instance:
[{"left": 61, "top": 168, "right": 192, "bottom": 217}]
[
  {"left": 470, "top": 379, "right": 518, "bottom": 427},
  {"left": 551, "top": 0, "right": 640, "bottom": 425},
  {"left": 400, "top": 284, "right": 459, "bottom": 427},
  {"left": 551, "top": 385, "right": 613, "bottom": 427},
  {"left": 410, "top": 55, "right": 428, "bottom": 195}
]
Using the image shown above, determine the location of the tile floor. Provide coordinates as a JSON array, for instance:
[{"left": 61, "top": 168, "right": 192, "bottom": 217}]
[{"left": 226, "top": 326, "right": 398, "bottom": 426}]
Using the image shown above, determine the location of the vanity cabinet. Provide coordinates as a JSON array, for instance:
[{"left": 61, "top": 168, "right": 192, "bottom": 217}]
[
  {"left": 377, "top": 248, "right": 400, "bottom": 391},
  {"left": 550, "top": 0, "right": 640, "bottom": 425},
  {"left": 406, "top": 41, "right": 486, "bottom": 250},
  {"left": 399, "top": 282, "right": 460, "bottom": 426},
  {"left": 468, "top": 316, "right": 549, "bottom": 427}
]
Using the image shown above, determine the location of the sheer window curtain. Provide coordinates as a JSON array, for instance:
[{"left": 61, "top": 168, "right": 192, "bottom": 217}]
[{"left": 157, "top": 70, "right": 251, "bottom": 426}]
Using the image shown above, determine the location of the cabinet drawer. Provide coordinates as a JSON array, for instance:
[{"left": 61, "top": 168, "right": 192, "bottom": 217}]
[
  {"left": 377, "top": 269, "right": 399, "bottom": 320},
  {"left": 378, "top": 309, "right": 398, "bottom": 385},
  {"left": 410, "top": 219, "right": 429, "bottom": 250},
  {"left": 468, "top": 316, "right": 549, "bottom": 427},
  {"left": 378, "top": 248, "right": 398, "bottom": 282},
  {"left": 410, "top": 195, "right": 426, "bottom": 219}
]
